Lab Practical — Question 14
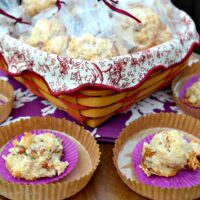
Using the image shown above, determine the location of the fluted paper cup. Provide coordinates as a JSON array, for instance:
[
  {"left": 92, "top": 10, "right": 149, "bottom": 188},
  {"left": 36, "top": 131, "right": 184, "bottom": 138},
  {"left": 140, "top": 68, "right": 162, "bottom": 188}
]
[
  {"left": 172, "top": 61, "right": 200, "bottom": 119},
  {"left": 0, "top": 80, "right": 14, "bottom": 123},
  {"left": 113, "top": 113, "right": 200, "bottom": 200},
  {"left": 0, "top": 117, "right": 100, "bottom": 200}
]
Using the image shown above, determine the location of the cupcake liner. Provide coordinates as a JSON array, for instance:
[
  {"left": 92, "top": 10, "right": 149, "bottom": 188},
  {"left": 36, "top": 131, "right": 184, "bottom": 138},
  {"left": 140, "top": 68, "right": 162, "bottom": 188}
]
[
  {"left": 172, "top": 60, "right": 200, "bottom": 119},
  {"left": 0, "top": 129, "right": 78, "bottom": 185},
  {"left": 0, "top": 117, "right": 100, "bottom": 200},
  {"left": 0, "top": 99, "right": 5, "bottom": 104},
  {"left": 0, "top": 80, "right": 14, "bottom": 123},
  {"left": 132, "top": 134, "right": 200, "bottom": 189},
  {"left": 0, "top": 94, "right": 7, "bottom": 105},
  {"left": 113, "top": 113, "right": 200, "bottom": 200}
]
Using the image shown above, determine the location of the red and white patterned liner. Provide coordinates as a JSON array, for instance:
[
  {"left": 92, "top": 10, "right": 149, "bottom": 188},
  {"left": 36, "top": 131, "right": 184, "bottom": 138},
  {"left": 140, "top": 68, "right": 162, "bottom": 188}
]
[{"left": 0, "top": 10, "right": 199, "bottom": 95}]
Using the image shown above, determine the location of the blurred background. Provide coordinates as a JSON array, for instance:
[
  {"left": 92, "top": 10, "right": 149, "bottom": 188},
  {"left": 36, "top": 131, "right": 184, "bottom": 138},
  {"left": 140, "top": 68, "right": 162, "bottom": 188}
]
[
  {"left": 172, "top": 0, "right": 200, "bottom": 32},
  {"left": 172, "top": 0, "right": 200, "bottom": 53}
]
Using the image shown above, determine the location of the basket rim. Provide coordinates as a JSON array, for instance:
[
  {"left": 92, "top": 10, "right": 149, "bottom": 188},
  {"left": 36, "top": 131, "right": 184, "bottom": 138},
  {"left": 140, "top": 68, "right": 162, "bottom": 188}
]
[
  {"left": 0, "top": 43, "right": 196, "bottom": 96},
  {"left": 0, "top": 10, "right": 199, "bottom": 95}
]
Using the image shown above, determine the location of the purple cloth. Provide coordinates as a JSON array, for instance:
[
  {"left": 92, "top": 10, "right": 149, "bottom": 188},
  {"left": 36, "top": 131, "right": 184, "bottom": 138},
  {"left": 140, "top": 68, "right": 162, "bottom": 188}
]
[
  {"left": 0, "top": 70, "right": 183, "bottom": 142},
  {"left": 0, "top": 129, "right": 78, "bottom": 184},
  {"left": 132, "top": 134, "right": 200, "bottom": 189}
]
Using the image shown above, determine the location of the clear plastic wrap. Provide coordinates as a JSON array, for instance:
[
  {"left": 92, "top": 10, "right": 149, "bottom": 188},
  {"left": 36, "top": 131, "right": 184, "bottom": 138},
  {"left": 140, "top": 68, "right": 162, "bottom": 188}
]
[
  {"left": 0, "top": 0, "right": 178, "bottom": 59},
  {"left": 0, "top": 0, "right": 198, "bottom": 60},
  {"left": 0, "top": 0, "right": 199, "bottom": 103},
  {"left": 0, "top": 0, "right": 20, "bottom": 11}
]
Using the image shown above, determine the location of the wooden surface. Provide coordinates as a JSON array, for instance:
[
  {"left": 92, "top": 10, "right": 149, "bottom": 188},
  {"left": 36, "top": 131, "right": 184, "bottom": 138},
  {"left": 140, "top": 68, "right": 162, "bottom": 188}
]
[{"left": 68, "top": 143, "right": 146, "bottom": 200}]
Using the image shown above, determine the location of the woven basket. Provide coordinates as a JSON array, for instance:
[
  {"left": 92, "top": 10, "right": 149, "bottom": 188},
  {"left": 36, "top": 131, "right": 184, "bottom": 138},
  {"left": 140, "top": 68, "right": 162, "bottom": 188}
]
[{"left": 0, "top": 54, "right": 188, "bottom": 128}]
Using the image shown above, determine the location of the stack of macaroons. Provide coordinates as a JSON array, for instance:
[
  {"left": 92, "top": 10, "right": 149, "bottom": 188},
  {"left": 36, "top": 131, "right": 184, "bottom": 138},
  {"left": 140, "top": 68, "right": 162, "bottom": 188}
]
[{"left": 19, "top": 0, "right": 172, "bottom": 60}]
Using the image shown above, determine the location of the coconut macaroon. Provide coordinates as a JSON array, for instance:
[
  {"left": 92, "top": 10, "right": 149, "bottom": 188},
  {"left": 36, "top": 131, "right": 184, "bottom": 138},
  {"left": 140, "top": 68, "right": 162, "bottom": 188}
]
[
  {"left": 23, "top": 0, "right": 57, "bottom": 17},
  {"left": 184, "top": 79, "right": 200, "bottom": 108},
  {"left": 141, "top": 130, "right": 200, "bottom": 177},
  {"left": 67, "top": 34, "right": 118, "bottom": 60},
  {"left": 155, "top": 23, "right": 171, "bottom": 46},
  {"left": 131, "top": 6, "right": 171, "bottom": 51},
  {"left": 113, "top": 5, "right": 172, "bottom": 52},
  {"left": 3, "top": 132, "right": 69, "bottom": 180},
  {"left": 44, "top": 35, "right": 69, "bottom": 55},
  {"left": 27, "top": 17, "right": 69, "bottom": 55}
]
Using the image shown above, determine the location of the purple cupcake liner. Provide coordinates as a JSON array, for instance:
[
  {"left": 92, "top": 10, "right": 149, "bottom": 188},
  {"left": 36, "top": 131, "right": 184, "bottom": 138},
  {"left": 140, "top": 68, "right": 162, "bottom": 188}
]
[
  {"left": 0, "top": 129, "right": 79, "bottom": 185},
  {"left": 0, "top": 100, "right": 5, "bottom": 105},
  {"left": 179, "top": 73, "right": 200, "bottom": 109},
  {"left": 132, "top": 134, "right": 200, "bottom": 189}
]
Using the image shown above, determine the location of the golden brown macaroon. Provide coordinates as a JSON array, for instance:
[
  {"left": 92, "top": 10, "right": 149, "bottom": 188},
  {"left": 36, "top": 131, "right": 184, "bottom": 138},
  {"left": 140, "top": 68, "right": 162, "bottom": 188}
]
[
  {"left": 141, "top": 130, "right": 200, "bottom": 177},
  {"left": 67, "top": 34, "right": 118, "bottom": 60},
  {"left": 183, "top": 79, "right": 200, "bottom": 108},
  {"left": 3, "top": 132, "right": 69, "bottom": 180},
  {"left": 113, "top": 5, "right": 172, "bottom": 53},
  {"left": 27, "top": 17, "right": 69, "bottom": 55},
  {"left": 23, "top": 0, "right": 57, "bottom": 17}
]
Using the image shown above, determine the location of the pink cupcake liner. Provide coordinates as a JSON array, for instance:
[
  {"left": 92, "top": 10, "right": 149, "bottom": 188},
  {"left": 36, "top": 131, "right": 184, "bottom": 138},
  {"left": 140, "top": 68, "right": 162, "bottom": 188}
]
[
  {"left": 0, "top": 129, "right": 79, "bottom": 185},
  {"left": 0, "top": 100, "right": 5, "bottom": 105},
  {"left": 132, "top": 134, "right": 200, "bottom": 189},
  {"left": 179, "top": 73, "right": 200, "bottom": 109}
]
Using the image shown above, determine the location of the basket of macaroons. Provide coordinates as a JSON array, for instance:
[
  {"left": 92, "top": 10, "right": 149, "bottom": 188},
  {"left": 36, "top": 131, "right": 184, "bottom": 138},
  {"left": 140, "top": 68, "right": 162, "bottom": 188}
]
[{"left": 0, "top": 0, "right": 199, "bottom": 127}]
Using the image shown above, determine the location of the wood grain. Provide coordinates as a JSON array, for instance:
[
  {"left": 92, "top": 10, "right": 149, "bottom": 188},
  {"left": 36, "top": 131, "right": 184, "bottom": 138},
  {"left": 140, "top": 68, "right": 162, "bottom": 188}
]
[{"left": 68, "top": 143, "right": 146, "bottom": 200}]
